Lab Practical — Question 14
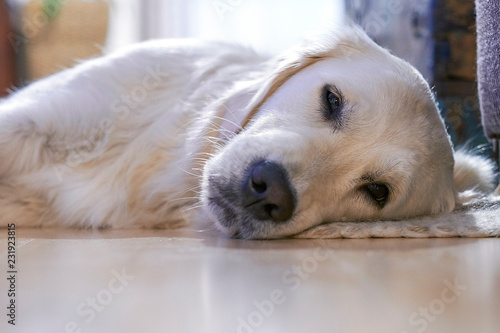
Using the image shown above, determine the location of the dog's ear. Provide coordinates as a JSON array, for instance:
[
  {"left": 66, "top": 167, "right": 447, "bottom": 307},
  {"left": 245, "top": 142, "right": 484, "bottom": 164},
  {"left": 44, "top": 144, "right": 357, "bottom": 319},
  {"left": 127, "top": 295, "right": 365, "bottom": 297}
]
[
  {"left": 212, "top": 55, "right": 321, "bottom": 134},
  {"left": 237, "top": 55, "right": 327, "bottom": 130},
  {"left": 453, "top": 150, "right": 497, "bottom": 204},
  {"left": 212, "top": 80, "right": 263, "bottom": 134},
  {"left": 228, "top": 26, "right": 373, "bottom": 131}
]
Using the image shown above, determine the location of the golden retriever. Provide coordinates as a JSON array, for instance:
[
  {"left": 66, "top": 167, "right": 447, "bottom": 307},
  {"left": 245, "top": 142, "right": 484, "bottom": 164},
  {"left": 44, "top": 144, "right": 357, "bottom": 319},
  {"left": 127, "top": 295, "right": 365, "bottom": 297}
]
[{"left": 0, "top": 26, "right": 495, "bottom": 238}]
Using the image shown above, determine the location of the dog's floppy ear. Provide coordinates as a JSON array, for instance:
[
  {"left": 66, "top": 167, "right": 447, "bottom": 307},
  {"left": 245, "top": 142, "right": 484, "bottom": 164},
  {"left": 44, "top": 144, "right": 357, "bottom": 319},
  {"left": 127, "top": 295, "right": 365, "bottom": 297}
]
[
  {"left": 217, "top": 26, "right": 373, "bottom": 132},
  {"left": 213, "top": 56, "right": 318, "bottom": 134},
  {"left": 237, "top": 53, "right": 328, "bottom": 130},
  {"left": 453, "top": 150, "right": 497, "bottom": 204},
  {"left": 212, "top": 55, "right": 326, "bottom": 134}
]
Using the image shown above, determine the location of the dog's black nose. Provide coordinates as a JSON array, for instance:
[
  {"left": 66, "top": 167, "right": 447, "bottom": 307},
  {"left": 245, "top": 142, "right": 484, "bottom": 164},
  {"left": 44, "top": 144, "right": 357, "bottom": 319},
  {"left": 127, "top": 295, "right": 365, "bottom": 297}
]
[{"left": 241, "top": 160, "right": 296, "bottom": 222}]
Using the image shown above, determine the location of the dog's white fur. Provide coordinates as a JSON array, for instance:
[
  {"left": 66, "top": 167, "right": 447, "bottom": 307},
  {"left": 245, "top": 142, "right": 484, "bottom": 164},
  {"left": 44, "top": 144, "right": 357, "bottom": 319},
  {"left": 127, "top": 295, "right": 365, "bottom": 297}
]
[{"left": 0, "top": 26, "right": 495, "bottom": 238}]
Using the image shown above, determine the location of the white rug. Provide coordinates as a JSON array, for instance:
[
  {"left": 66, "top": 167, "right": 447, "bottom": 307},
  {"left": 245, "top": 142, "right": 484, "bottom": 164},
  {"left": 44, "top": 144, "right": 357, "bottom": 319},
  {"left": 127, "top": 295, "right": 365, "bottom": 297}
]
[{"left": 296, "top": 195, "right": 500, "bottom": 239}]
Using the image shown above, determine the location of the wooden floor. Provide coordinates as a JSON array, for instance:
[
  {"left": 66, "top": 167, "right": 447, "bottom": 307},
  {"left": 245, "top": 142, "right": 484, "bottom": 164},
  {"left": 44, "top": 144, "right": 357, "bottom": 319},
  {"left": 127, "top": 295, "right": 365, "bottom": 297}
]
[{"left": 1, "top": 228, "right": 499, "bottom": 333}]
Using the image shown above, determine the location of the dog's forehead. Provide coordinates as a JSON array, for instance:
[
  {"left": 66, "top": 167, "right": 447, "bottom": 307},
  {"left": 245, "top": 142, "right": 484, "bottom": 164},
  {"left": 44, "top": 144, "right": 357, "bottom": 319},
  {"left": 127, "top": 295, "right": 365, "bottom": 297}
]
[
  {"left": 315, "top": 54, "right": 430, "bottom": 101},
  {"left": 320, "top": 56, "right": 445, "bottom": 135},
  {"left": 284, "top": 53, "right": 454, "bottom": 185},
  {"left": 260, "top": 46, "right": 453, "bottom": 172}
]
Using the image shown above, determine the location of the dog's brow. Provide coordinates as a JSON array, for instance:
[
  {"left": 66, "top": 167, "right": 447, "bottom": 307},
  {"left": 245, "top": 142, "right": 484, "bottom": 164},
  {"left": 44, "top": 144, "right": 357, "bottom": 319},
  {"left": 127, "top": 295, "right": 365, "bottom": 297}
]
[{"left": 360, "top": 174, "right": 379, "bottom": 184}]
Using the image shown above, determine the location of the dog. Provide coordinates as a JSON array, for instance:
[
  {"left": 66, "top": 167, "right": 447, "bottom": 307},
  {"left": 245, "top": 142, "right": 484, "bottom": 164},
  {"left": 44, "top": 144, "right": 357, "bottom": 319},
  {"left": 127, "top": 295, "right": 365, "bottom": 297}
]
[{"left": 0, "top": 26, "right": 495, "bottom": 239}]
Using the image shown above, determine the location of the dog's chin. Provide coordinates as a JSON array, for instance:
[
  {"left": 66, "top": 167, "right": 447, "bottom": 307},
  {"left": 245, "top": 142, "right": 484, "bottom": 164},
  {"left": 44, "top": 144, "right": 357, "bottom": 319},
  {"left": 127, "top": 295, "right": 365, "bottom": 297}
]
[
  {"left": 212, "top": 207, "right": 303, "bottom": 240},
  {"left": 213, "top": 222, "right": 241, "bottom": 238},
  {"left": 205, "top": 196, "right": 241, "bottom": 237},
  {"left": 204, "top": 191, "right": 292, "bottom": 239},
  {"left": 214, "top": 219, "right": 285, "bottom": 240},
  {"left": 205, "top": 198, "right": 257, "bottom": 239}
]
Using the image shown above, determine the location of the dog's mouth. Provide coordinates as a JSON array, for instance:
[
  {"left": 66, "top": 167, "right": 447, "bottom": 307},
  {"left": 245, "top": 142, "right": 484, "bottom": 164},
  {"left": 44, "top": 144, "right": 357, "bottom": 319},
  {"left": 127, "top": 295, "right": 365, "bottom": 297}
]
[{"left": 204, "top": 159, "right": 298, "bottom": 239}]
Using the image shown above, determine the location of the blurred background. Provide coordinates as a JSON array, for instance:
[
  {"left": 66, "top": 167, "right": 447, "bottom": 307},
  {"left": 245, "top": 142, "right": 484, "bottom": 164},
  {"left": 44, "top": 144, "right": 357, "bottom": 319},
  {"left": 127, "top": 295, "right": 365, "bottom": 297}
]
[{"left": 0, "top": 0, "right": 487, "bottom": 150}]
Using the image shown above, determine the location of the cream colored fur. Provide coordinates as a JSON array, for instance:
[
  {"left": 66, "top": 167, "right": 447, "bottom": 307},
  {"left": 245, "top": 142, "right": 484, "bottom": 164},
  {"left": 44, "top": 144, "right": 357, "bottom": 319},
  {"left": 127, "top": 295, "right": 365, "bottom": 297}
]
[{"left": 0, "top": 26, "right": 495, "bottom": 239}]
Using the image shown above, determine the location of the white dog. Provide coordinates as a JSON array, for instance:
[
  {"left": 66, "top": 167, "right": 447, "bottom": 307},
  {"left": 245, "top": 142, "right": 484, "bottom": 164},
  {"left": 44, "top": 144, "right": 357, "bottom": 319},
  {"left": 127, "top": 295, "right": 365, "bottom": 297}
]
[{"left": 0, "top": 26, "right": 495, "bottom": 239}]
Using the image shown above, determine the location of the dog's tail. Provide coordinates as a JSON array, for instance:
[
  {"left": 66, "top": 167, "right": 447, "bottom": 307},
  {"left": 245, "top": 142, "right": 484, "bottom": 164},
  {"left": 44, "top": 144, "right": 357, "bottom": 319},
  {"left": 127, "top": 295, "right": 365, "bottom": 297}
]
[{"left": 453, "top": 149, "right": 498, "bottom": 204}]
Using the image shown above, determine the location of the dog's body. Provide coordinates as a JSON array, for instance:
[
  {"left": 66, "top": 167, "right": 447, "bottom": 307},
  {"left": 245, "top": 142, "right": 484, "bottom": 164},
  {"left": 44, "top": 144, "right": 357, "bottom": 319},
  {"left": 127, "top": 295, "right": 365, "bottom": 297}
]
[
  {"left": 0, "top": 27, "right": 495, "bottom": 238},
  {"left": 0, "top": 39, "right": 262, "bottom": 229}
]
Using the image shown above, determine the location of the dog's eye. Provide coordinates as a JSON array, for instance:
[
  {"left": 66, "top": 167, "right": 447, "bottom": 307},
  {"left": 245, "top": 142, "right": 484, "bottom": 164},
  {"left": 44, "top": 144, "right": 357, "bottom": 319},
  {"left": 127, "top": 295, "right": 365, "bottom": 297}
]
[
  {"left": 366, "top": 184, "right": 389, "bottom": 207},
  {"left": 328, "top": 92, "right": 340, "bottom": 108},
  {"left": 323, "top": 86, "right": 343, "bottom": 121}
]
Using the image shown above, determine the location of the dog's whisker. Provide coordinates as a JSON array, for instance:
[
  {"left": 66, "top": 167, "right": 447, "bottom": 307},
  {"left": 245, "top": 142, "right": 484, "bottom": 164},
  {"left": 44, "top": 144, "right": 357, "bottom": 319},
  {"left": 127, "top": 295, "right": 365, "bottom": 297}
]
[
  {"left": 210, "top": 114, "right": 244, "bottom": 133},
  {"left": 168, "top": 185, "right": 203, "bottom": 202},
  {"left": 166, "top": 196, "right": 200, "bottom": 205},
  {"left": 176, "top": 167, "right": 202, "bottom": 178},
  {"left": 200, "top": 130, "right": 233, "bottom": 143},
  {"left": 181, "top": 203, "right": 205, "bottom": 213}
]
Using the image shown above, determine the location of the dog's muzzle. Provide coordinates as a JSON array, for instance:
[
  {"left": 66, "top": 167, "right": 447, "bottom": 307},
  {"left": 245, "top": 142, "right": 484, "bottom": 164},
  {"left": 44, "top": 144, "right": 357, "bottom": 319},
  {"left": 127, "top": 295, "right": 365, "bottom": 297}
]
[{"left": 240, "top": 160, "right": 296, "bottom": 222}]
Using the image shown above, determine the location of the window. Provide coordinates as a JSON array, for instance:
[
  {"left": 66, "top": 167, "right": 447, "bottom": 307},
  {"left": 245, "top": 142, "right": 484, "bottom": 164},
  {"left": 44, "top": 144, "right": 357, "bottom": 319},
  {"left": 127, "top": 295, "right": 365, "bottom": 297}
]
[{"left": 108, "top": 0, "right": 345, "bottom": 55}]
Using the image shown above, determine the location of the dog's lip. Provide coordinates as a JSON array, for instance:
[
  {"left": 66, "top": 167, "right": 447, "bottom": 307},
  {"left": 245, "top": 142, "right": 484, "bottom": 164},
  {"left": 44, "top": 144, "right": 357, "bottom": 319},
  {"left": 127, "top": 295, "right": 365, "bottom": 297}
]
[
  {"left": 207, "top": 194, "right": 238, "bottom": 228},
  {"left": 243, "top": 198, "right": 265, "bottom": 209},
  {"left": 229, "top": 229, "right": 243, "bottom": 239}
]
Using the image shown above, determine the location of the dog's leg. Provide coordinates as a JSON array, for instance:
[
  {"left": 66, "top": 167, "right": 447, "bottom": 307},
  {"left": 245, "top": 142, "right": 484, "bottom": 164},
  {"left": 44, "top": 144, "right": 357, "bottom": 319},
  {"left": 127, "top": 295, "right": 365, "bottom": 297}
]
[{"left": 0, "top": 181, "right": 58, "bottom": 227}]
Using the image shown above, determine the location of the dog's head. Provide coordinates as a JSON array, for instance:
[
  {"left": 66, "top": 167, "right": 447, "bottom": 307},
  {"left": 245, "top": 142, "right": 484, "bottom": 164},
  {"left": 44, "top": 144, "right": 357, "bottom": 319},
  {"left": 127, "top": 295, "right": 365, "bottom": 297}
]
[{"left": 201, "top": 27, "right": 459, "bottom": 239}]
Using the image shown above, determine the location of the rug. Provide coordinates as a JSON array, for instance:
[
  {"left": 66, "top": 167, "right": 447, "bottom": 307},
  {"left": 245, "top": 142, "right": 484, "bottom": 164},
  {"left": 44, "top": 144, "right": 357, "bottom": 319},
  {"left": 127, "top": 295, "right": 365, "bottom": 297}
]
[{"left": 296, "top": 192, "right": 500, "bottom": 239}]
